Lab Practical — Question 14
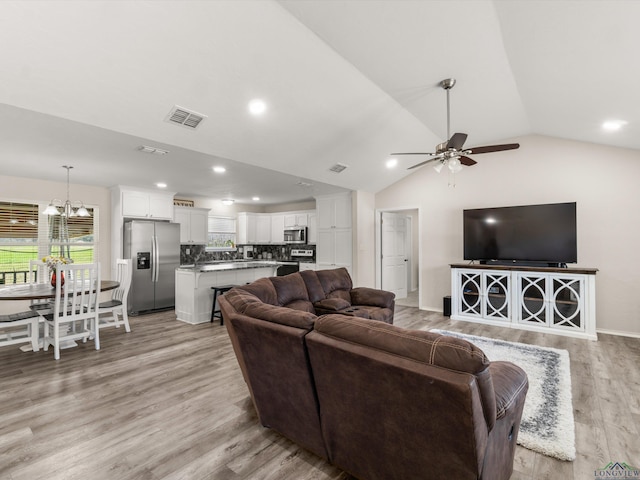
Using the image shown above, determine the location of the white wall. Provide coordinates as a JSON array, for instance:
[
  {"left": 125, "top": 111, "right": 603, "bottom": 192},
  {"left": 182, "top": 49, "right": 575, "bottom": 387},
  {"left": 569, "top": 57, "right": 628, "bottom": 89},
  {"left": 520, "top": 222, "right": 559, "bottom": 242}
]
[
  {"left": 374, "top": 134, "right": 640, "bottom": 337},
  {"left": 0, "top": 174, "right": 111, "bottom": 314}
]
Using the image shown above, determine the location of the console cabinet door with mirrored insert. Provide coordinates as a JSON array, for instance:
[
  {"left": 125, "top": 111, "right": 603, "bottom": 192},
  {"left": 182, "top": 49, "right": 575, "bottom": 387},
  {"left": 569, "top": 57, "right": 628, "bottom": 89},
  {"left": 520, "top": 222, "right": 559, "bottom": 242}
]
[
  {"left": 456, "top": 270, "right": 510, "bottom": 322},
  {"left": 516, "top": 272, "right": 586, "bottom": 333}
]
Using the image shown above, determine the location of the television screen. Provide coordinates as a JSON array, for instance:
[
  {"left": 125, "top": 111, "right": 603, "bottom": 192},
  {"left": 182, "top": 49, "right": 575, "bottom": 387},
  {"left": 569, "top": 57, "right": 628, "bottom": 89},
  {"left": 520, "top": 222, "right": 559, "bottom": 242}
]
[{"left": 463, "top": 202, "right": 577, "bottom": 264}]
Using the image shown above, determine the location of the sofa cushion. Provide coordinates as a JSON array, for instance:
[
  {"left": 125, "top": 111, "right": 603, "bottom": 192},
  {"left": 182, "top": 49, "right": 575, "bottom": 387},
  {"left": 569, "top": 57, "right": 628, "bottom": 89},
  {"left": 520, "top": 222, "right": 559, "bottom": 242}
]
[
  {"left": 316, "top": 268, "right": 353, "bottom": 303},
  {"left": 351, "top": 287, "right": 395, "bottom": 309},
  {"left": 270, "top": 274, "right": 315, "bottom": 312},
  {"left": 347, "top": 305, "right": 394, "bottom": 323},
  {"left": 313, "top": 297, "right": 351, "bottom": 312},
  {"left": 313, "top": 315, "right": 497, "bottom": 429},
  {"left": 224, "top": 288, "right": 265, "bottom": 315},
  {"left": 299, "top": 270, "right": 326, "bottom": 303},
  {"left": 237, "top": 277, "right": 278, "bottom": 305},
  {"left": 243, "top": 302, "right": 316, "bottom": 330}
]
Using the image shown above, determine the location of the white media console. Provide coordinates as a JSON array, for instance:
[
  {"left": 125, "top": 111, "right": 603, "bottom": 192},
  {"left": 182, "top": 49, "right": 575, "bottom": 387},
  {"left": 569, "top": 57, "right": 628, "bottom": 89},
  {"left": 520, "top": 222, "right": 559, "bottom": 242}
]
[{"left": 450, "top": 264, "right": 598, "bottom": 340}]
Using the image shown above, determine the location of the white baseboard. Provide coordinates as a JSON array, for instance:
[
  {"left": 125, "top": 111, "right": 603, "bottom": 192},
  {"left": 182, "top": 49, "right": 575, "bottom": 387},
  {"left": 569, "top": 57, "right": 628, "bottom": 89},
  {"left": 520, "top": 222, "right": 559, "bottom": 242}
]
[{"left": 596, "top": 328, "right": 640, "bottom": 339}]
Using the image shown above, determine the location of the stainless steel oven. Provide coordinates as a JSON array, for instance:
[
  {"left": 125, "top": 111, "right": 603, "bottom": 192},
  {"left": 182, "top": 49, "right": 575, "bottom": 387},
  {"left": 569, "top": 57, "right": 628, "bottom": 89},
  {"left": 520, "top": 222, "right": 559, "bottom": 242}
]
[{"left": 284, "top": 227, "right": 307, "bottom": 244}]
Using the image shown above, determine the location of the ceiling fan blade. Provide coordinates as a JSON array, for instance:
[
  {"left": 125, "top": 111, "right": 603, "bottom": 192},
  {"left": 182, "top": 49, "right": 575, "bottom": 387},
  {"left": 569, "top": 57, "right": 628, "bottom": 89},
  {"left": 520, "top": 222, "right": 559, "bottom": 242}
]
[
  {"left": 447, "top": 133, "right": 468, "bottom": 151},
  {"left": 466, "top": 143, "right": 520, "bottom": 155},
  {"left": 390, "top": 152, "right": 435, "bottom": 156},
  {"left": 459, "top": 156, "right": 477, "bottom": 166},
  {"left": 407, "top": 157, "right": 442, "bottom": 170}
]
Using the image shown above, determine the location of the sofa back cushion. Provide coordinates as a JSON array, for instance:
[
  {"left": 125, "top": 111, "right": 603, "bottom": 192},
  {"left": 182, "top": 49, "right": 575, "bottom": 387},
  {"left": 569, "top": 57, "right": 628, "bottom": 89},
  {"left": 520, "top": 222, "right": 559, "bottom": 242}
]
[
  {"left": 300, "top": 270, "right": 326, "bottom": 303},
  {"left": 236, "top": 277, "right": 278, "bottom": 305},
  {"left": 269, "top": 273, "right": 315, "bottom": 313},
  {"left": 315, "top": 268, "right": 353, "bottom": 303},
  {"left": 312, "top": 315, "right": 496, "bottom": 429}
]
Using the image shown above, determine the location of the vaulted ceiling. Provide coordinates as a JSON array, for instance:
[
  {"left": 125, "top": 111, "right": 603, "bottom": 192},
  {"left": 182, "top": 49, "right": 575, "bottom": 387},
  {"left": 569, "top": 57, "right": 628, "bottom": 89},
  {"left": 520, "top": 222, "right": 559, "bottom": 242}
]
[{"left": 0, "top": 1, "right": 637, "bottom": 204}]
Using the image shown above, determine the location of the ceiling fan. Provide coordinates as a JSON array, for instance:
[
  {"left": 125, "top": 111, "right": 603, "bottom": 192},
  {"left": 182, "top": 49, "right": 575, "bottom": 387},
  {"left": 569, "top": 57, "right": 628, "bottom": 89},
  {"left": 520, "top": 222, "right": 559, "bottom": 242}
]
[{"left": 391, "top": 78, "right": 519, "bottom": 173}]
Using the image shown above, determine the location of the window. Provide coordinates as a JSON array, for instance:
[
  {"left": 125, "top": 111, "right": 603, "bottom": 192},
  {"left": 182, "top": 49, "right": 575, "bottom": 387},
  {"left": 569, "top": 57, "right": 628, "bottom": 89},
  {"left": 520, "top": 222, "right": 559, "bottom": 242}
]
[
  {"left": 207, "top": 216, "right": 236, "bottom": 251},
  {"left": 0, "top": 200, "right": 98, "bottom": 284}
]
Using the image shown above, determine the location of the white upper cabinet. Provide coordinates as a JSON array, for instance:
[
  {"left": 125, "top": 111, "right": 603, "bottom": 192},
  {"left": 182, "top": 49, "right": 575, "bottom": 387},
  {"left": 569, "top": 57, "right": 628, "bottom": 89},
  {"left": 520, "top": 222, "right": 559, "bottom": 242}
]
[
  {"left": 316, "top": 193, "right": 352, "bottom": 229},
  {"left": 284, "top": 213, "right": 308, "bottom": 227},
  {"left": 174, "top": 207, "right": 209, "bottom": 244},
  {"left": 256, "top": 215, "right": 272, "bottom": 244},
  {"left": 271, "top": 214, "right": 285, "bottom": 243},
  {"left": 121, "top": 189, "right": 174, "bottom": 220},
  {"left": 307, "top": 213, "right": 317, "bottom": 244}
]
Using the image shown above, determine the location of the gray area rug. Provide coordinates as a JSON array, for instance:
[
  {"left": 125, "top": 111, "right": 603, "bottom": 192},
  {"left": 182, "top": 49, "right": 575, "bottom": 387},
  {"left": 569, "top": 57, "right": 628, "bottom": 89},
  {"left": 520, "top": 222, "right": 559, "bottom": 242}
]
[{"left": 431, "top": 329, "right": 576, "bottom": 461}]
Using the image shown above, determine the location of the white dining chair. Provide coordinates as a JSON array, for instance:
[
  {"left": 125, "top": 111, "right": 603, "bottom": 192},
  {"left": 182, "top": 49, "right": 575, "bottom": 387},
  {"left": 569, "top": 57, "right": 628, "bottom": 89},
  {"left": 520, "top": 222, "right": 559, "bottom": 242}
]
[
  {"left": 40, "top": 263, "right": 101, "bottom": 360},
  {"left": 98, "top": 259, "right": 132, "bottom": 332},
  {"left": 0, "top": 311, "right": 39, "bottom": 352},
  {"left": 28, "top": 259, "right": 51, "bottom": 314}
]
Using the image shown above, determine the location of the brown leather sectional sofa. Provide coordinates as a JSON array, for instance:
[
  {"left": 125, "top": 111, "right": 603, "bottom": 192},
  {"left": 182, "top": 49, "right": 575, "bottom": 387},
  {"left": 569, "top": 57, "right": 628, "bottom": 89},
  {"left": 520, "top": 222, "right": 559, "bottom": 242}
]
[{"left": 218, "top": 268, "right": 528, "bottom": 480}]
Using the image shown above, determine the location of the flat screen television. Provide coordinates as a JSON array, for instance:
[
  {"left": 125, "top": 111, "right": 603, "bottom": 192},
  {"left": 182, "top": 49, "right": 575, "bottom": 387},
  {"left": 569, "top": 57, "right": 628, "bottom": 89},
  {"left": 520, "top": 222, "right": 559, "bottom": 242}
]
[{"left": 463, "top": 202, "right": 577, "bottom": 266}]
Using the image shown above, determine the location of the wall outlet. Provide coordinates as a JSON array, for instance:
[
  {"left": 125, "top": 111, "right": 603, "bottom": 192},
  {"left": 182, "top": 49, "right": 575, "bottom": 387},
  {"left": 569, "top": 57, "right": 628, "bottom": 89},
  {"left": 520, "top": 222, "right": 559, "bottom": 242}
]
[{"left": 186, "top": 248, "right": 190, "bottom": 255}]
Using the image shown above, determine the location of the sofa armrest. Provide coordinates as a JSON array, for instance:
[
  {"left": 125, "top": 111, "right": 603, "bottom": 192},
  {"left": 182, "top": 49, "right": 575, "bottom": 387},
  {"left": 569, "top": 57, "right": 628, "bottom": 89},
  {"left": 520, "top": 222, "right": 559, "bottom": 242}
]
[
  {"left": 350, "top": 287, "right": 395, "bottom": 309},
  {"left": 489, "top": 361, "right": 529, "bottom": 421}
]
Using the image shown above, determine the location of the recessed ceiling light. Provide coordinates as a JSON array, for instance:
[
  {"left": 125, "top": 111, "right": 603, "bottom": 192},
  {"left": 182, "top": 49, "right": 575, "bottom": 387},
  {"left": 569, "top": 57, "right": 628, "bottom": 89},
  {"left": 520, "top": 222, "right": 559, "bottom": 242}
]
[
  {"left": 221, "top": 199, "right": 234, "bottom": 206},
  {"left": 386, "top": 158, "right": 398, "bottom": 169},
  {"left": 602, "top": 120, "right": 628, "bottom": 131},
  {"left": 213, "top": 166, "right": 226, "bottom": 173},
  {"left": 156, "top": 182, "right": 167, "bottom": 188},
  {"left": 252, "top": 196, "right": 260, "bottom": 201},
  {"left": 248, "top": 99, "right": 267, "bottom": 115}
]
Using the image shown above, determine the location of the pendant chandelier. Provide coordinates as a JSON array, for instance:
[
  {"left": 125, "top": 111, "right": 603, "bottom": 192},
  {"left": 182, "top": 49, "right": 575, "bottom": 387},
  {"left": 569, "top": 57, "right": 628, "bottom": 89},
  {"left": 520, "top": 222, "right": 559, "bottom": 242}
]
[{"left": 42, "top": 165, "right": 91, "bottom": 218}]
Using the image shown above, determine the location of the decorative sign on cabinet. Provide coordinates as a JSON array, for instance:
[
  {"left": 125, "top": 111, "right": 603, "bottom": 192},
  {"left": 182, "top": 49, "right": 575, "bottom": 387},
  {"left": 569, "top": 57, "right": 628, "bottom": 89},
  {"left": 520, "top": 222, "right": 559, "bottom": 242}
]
[{"left": 450, "top": 264, "right": 598, "bottom": 340}]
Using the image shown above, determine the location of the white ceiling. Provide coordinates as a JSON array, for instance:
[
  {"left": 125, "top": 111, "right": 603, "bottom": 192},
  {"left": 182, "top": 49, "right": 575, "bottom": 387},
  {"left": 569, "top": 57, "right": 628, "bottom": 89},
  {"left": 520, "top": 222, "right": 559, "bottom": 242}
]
[{"left": 0, "top": 1, "right": 637, "bottom": 204}]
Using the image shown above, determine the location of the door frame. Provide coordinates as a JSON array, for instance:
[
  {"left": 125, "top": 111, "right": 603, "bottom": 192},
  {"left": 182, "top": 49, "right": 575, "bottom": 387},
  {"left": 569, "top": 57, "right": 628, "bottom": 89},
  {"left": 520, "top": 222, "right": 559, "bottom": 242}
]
[{"left": 375, "top": 207, "right": 420, "bottom": 306}]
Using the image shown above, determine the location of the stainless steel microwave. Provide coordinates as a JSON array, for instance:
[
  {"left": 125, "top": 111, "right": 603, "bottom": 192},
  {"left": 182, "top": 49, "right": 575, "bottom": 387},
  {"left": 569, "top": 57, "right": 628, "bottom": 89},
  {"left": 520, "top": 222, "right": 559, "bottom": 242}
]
[{"left": 284, "top": 227, "right": 307, "bottom": 244}]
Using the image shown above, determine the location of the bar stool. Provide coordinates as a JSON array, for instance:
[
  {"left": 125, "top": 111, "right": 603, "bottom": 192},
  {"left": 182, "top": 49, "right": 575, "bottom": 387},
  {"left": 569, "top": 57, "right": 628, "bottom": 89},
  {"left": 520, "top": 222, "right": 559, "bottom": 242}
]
[{"left": 211, "top": 285, "right": 237, "bottom": 324}]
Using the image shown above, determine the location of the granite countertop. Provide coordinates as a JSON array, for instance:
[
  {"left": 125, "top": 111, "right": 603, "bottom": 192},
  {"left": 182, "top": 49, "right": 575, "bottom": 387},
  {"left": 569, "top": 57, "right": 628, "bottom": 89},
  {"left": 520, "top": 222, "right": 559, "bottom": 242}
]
[{"left": 177, "top": 260, "right": 292, "bottom": 273}]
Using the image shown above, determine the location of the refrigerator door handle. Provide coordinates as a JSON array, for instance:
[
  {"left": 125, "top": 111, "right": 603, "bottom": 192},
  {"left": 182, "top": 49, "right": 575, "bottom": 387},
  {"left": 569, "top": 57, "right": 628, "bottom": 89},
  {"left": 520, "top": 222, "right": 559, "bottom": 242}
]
[
  {"left": 154, "top": 235, "right": 160, "bottom": 282},
  {"left": 151, "top": 235, "right": 158, "bottom": 283}
]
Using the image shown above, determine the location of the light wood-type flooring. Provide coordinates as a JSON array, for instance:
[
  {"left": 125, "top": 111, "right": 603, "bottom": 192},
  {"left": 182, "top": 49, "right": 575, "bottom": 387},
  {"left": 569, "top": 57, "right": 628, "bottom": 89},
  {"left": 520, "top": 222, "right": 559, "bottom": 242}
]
[{"left": 1, "top": 305, "right": 638, "bottom": 480}]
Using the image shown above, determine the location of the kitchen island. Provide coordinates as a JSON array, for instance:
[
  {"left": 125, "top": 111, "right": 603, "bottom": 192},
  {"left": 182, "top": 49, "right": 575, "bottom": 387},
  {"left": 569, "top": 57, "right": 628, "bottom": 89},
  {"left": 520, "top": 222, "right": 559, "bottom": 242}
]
[{"left": 175, "top": 261, "right": 280, "bottom": 324}]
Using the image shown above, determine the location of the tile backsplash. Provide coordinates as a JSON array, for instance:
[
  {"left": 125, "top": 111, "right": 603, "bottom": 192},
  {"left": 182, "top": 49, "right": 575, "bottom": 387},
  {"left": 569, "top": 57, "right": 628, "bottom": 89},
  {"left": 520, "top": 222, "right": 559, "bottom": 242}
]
[{"left": 180, "top": 244, "right": 315, "bottom": 264}]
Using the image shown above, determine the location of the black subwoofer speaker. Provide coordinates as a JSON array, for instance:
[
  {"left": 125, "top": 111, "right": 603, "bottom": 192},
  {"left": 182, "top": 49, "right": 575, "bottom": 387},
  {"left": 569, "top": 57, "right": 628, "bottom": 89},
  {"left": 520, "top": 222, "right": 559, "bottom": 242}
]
[{"left": 443, "top": 296, "right": 452, "bottom": 317}]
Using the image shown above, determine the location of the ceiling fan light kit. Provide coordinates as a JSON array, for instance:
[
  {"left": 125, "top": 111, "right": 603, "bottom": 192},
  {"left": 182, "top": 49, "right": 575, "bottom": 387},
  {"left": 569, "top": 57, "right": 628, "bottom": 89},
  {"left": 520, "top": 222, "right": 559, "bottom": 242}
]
[{"left": 391, "top": 78, "right": 520, "bottom": 176}]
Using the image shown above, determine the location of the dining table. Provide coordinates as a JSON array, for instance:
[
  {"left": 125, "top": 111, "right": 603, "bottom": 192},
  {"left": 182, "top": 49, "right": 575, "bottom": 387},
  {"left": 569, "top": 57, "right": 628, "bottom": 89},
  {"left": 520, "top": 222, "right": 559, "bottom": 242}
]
[
  {"left": 0, "top": 280, "right": 119, "bottom": 301},
  {"left": 0, "top": 280, "right": 120, "bottom": 352}
]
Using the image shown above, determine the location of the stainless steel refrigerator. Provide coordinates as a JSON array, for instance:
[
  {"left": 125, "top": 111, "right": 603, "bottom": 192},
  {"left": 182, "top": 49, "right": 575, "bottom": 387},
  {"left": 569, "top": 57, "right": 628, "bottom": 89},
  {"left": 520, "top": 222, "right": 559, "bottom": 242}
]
[{"left": 123, "top": 220, "right": 180, "bottom": 314}]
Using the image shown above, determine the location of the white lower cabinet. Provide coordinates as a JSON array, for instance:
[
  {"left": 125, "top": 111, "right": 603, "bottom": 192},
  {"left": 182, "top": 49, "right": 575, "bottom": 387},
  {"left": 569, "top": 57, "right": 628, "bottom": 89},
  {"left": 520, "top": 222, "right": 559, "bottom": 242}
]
[
  {"left": 451, "top": 265, "right": 597, "bottom": 340},
  {"left": 175, "top": 266, "right": 277, "bottom": 324},
  {"left": 299, "top": 263, "right": 317, "bottom": 272}
]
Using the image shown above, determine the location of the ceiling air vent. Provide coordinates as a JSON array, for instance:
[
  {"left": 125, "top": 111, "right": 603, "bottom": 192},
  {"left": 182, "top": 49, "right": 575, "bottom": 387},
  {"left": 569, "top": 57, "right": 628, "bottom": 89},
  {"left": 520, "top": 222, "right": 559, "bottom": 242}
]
[
  {"left": 165, "top": 105, "right": 207, "bottom": 129},
  {"left": 329, "top": 163, "right": 348, "bottom": 173}
]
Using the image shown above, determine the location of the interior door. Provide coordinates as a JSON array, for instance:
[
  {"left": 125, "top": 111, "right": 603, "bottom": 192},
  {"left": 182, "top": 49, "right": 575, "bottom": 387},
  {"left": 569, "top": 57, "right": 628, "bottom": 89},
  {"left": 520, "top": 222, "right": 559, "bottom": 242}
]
[{"left": 381, "top": 212, "right": 408, "bottom": 299}]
